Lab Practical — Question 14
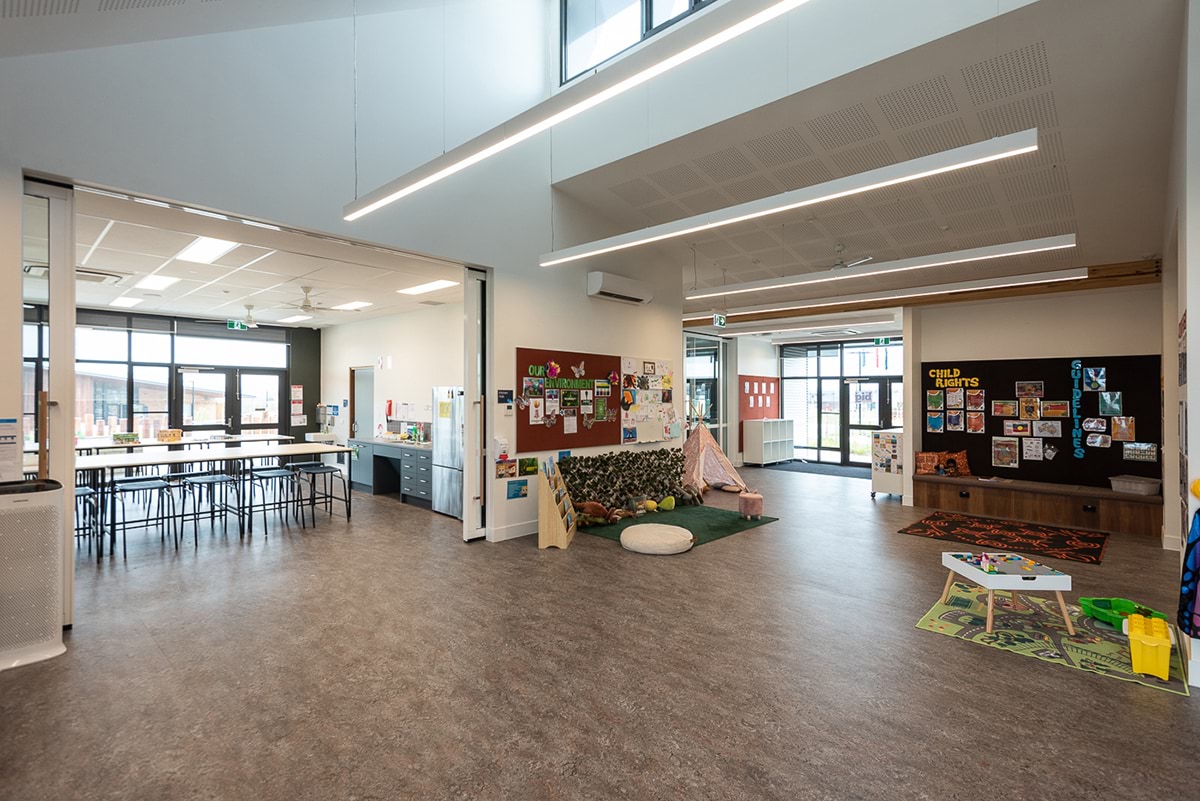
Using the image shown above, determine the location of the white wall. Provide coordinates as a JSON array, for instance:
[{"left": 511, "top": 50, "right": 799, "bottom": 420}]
[
  {"left": 320, "top": 304, "right": 465, "bottom": 439},
  {"left": 736, "top": 337, "right": 778, "bottom": 378},
  {"left": 919, "top": 287, "right": 1164, "bottom": 361}
]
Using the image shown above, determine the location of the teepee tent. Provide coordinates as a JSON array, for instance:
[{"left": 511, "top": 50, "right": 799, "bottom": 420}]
[{"left": 683, "top": 424, "right": 748, "bottom": 495}]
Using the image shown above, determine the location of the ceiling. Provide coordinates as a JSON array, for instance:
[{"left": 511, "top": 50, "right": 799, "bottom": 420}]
[
  {"left": 0, "top": 0, "right": 416, "bottom": 59},
  {"left": 21, "top": 189, "right": 464, "bottom": 327},
  {"left": 553, "top": 0, "right": 1182, "bottom": 335}
]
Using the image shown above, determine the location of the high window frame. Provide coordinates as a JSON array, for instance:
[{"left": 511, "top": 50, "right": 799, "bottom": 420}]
[{"left": 561, "top": 0, "right": 719, "bottom": 84}]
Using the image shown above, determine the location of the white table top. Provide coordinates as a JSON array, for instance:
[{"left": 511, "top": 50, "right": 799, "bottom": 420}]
[
  {"left": 942, "top": 551, "right": 1071, "bottom": 591},
  {"left": 25, "top": 433, "right": 295, "bottom": 453},
  {"left": 73, "top": 442, "right": 351, "bottom": 472}
]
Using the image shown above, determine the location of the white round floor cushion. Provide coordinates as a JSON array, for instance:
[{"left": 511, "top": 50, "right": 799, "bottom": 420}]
[{"left": 619, "top": 524, "right": 694, "bottom": 555}]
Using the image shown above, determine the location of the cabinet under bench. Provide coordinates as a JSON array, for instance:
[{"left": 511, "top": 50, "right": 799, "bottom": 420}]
[
  {"left": 912, "top": 474, "right": 1163, "bottom": 537},
  {"left": 348, "top": 440, "right": 434, "bottom": 504}
]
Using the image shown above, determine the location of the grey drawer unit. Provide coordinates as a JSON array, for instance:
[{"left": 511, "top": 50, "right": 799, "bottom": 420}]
[{"left": 399, "top": 445, "right": 433, "bottom": 500}]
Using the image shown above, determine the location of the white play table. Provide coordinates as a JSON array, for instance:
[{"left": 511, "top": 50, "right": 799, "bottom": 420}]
[{"left": 939, "top": 551, "right": 1074, "bottom": 635}]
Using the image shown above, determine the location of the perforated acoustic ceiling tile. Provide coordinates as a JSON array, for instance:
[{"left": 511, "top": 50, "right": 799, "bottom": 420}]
[
  {"left": 961, "top": 42, "right": 1052, "bottom": 106},
  {"left": 829, "top": 140, "right": 896, "bottom": 176},
  {"left": 1019, "top": 219, "right": 1078, "bottom": 240},
  {"left": 693, "top": 146, "right": 757, "bottom": 183},
  {"left": 1010, "top": 194, "right": 1075, "bottom": 225},
  {"left": 920, "top": 164, "right": 988, "bottom": 191},
  {"left": 931, "top": 183, "right": 996, "bottom": 215},
  {"left": 1001, "top": 166, "right": 1071, "bottom": 203},
  {"left": 876, "top": 75, "right": 959, "bottom": 130},
  {"left": 897, "top": 117, "right": 973, "bottom": 159},
  {"left": 723, "top": 174, "right": 780, "bottom": 204},
  {"left": 2, "top": 0, "right": 79, "bottom": 17},
  {"left": 953, "top": 231, "right": 1013, "bottom": 250},
  {"left": 744, "top": 127, "right": 814, "bottom": 167},
  {"left": 639, "top": 200, "right": 689, "bottom": 225},
  {"left": 819, "top": 209, "right": 874, "bottom": 237},
  {"left": 870, "top": 196, "right": 933, "bottom": 227},
  {"left": 727, "top": 230, "right": 781, "bottom": 254},
  {"left": 778, "top": 220, "right": 827, "bottom": 244},
  {"left": 99, "top": 0, "right": 186, "bottom": 9},
  {"left": 772, "top": 160, "right": 833, "bottom": 191},
  {"left": 839, "top": 230, "right": 890, "bottom": 254},
  {"left": 943, "top": 207, "right": 1006, "bottom": 234},
  {"left": 996, "top": 130, "right": 1065, "bottom": 175},
  {"left": 694, "top": 239, "right": 740, "bottom": 260},
  {"left": 649, "top": 163, "right": 707, "bottom": 195},
  {"left": 609, "top": 178, "right": 664, "bottom": 207},
  {"left": 888, "top": 219, "right": 948, "bottom": 246},
  {"left": 790, "top": 240, "right": 840, "bottom": 264},
  {"left": 977, "top": 92, "right": 1059, "bottom": 138},
  {"left": 804, "top": 104, "right": 880, "bottom": 151},
  {"left": 678, "top": 188, "right": 732, "bottom": 216}
]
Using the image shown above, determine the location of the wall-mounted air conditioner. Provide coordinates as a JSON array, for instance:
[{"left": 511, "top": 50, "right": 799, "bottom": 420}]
[
  {"left": 0, "top": 480, "right": 65, "bottom": 672},
  {"left": 586, "top": 271, "right": 653, "bottom": 305}
]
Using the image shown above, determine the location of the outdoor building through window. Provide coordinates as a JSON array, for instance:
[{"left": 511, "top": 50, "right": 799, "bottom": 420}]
[{"left": 562, "top": 0, "right": 715, "bottom": 82}]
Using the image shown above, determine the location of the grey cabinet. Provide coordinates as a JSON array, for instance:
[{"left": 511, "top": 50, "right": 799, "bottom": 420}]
[
  {"left": 349, "top": 441, "right": 374, "bottom": 491},
  {"left": 400, "top": 448, "right": 433, "bottom": 500},
  {"left": 362, "top": 442, "right": 433, "bottom": 502}
]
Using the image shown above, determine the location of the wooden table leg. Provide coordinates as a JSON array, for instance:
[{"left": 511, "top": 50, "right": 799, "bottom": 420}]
[
  {"left": 940, "top": 569, "right": 956, "bottom": 604},
  {"left": 986, "top": 590, "right": 995, "bottom": 633},
  {"left": 1055, "top": 591, "right": 1076, "bottom": 636}
]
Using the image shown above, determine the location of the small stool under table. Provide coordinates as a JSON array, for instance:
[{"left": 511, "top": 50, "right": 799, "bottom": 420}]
[{"left": 939, "top": 551, "right": 1074, "bottom": 635}]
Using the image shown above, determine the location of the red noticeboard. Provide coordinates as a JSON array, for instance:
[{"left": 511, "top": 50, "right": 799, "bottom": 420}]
[{"left": 515, "top": 347, "right": 622, "bottom": 453}]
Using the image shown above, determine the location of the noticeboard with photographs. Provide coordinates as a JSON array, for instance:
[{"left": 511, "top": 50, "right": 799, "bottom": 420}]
[{"left": 921, "top": 355, "right": 1161, "bottom": 488}]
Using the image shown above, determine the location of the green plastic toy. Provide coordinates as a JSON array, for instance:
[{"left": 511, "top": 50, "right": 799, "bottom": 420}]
[{"left": 1079, "top": 597, "right": 1168, "bottom": 629}]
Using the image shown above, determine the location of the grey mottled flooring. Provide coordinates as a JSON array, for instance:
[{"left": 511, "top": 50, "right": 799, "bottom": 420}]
[{"left": 0, "top": 468, "right": 1195, "bottom": 801}]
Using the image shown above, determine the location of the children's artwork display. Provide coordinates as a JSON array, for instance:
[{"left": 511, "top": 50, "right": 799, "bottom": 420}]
[
  {"left": 922, "top": 355, "right": 1161, "bottom": 488},
  {"left": 621, "top": 357, "right": 678, "bottom": 444},
  {"left": 945, "top": 387, "right": 964, "bottom": 409},
  {"left": 515, "top": 347, "right": 622, "bottom": 452},
  {"left": 738, "top": 374, "right": 779, "bottom": 445}
]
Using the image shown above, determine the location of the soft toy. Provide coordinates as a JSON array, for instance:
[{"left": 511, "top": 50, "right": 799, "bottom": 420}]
[
  {"left": 659, "top": 496, "right": 675, "bottom": 511},
  {"left": 607, "top": 508, "right": 635, "bottom": 524},
  {"left": 644, "top": 499, "right": 658, "bottom": 512}
]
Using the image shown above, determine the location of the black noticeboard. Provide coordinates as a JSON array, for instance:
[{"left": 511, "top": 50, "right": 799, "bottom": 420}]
[{"left": 920, "top": 355, "right": 1162, "bottom": 488}]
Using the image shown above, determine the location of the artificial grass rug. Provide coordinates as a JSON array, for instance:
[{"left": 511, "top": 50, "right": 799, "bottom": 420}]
[
  {"left": 918, "top": 582, "right": 1189, "bottom": 696},
  {"left": 581, "top": 504, "right": 777, "bottom": 547},
  {"left": 899, "top": 511, "right": 1109, "bottom": 564}
]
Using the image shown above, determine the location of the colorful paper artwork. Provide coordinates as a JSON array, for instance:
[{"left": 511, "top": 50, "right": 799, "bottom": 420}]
[
  {"left": 1023, "top": 437, "right": 1044, "bottom": 461},
  {"left": 1082, "top": 417, "right": 1107, "bottom": 433},
  {"left": 1003, "top": 420, "right": 1032, "bottom": 436},
  {"left": 522, "top": 377, "right": 544, "bottom": 397},
  {"left": 966, "top": 390, "right": 986, "bottom": 411},
  {"left": 926, "top": 412, "right": 944, "bottom": 433},
  {"left": 506, "top": 479, "right": 528, "bottom": 500},
  {"left": 1111, "top": 416, "right": 1136, "bottom": 441},
  {"left": 1084, "top": 367, "right": 1106, "bottom": 391},
  {"left": 1040, "top": 401, "right": 1070, "bottom": 417},
  {"left": 1099, "top": 392, "right": 1123, "bottom": 416},
  {"left": 1015, "top": 381, "right": 1045, "bottom": 398},
  {"left": 1086, "top": 433, "right": 1112, "bottom": 448},
  {"left": 926, "top": 390, "right": 944, "bottom": 410},
  {"left": 1019, "top": 398, "right": 1041, "bottom": 420},
  {"left": 621, "top": 357, "right": 676, "bottom": 444},
  {"left": 622, "top": 427, "right": 637, "bottom": 443},
  {"left": 992, "top": 437, "right": 1020, "bottom": 468},
  {"left": 594, "top": 379, "right": 611, "bottom": 397},
  {"left": 517, "top": 457, "right": 538, "bottom": 476},
  {"left": 495, "top": 459, "right": 517, "bottom": 479},
  {"left": 946, "top": 410, "right": 964, "bottom": 431},
  {"left": 966, "top": 412, "right": 986, "bottom": 433},
  {"left": 991, "top": 400, "right": 1018, "bottom": 417},
  {"left": 1032, "top": 420, "right": 1062, "bottom": 438},
  {"left": 562, "top": 390, "right": 579, "bottom": 407},
  {"left": 945, "top": 388, "right": 964, "bottom": 409},
  {"left": 529, "top": 397, "right": 545, "bottom": 424},
  {"left": 1123, "top": 442, "right": 1158, "bottom": 462},
  {"left": 1044, "top": 444, "right": 1059, "bottom": 460}
]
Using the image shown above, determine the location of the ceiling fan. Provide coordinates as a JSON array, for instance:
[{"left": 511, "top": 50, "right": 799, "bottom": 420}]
[
  {"left": 240, "top": 305, "right": 259, "bottom": 329},
  {"left": 829, "top": 243, "right": 873, "bottom": 271},
  {"left": 279, "top": 286, "right": 363, "bottom": 315}
]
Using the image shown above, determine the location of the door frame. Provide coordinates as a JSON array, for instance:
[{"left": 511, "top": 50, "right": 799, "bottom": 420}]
[
  {"left": 173, "top": 366, "right": 236, "bottom": 435},
  {"left": 840, "top": 376, "right": 895, "bottom": 465},
  {"left": 237, "top": 368, "right": 288, "bottom": 436},
  {"left": 348, "top": 365, "right": 374, "bottom": 440}
]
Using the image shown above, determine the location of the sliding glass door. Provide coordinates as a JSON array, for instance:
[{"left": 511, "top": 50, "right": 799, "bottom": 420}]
[{"left": 175, "top": 367, "right": 285, "bottom": 436}]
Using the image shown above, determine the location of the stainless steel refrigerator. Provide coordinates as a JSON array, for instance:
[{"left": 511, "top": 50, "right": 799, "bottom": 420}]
[{"left": 431, "top": 386, "right": 464, "bottom": 519}]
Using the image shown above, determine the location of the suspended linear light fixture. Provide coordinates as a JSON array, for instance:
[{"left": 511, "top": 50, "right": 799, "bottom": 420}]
[
  {"left": 542, "top": 129, "right": 1039, "bottom": 266},
  {"left": 343, "top": 0, "right": 815, "bottom": 221},
  {"left": 685, "top": 234, "right": 1076, "bottom": 301}
]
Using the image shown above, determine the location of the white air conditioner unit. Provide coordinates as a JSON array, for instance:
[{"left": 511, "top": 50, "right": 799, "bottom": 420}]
[
  {"left": 586, "top": 271, "right": 653, "bottom": 305},
  {"left": 0, "top": 479, "right": 65, "bottom": 672}
]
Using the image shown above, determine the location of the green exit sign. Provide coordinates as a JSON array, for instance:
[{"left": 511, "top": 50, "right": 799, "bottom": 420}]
[
  {"left": 712, "top": 313, "right": 727, "bottom": 328},
  {"left": 227, "top": 320, "right": 249, "bottom": 331},
  {"left": 873, "top": 337, "right": 891, "bottom": 345}
]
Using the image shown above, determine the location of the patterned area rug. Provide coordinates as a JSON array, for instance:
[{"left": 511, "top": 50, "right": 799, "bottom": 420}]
[
  {"left": 898, "top": 511, "right": 1109, "bottom": 564},
  {"left": 918, "top": 582, "right": 1189, "bottom": 696}
]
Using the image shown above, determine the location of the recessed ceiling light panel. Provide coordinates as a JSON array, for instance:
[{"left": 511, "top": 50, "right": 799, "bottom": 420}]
[
  {"left": 109, "top": 297, "right": 143, "bottom": 308},
  {"left": 278, "top": 315, "right": 313, "bottom": 323},
  {"left": 332, "top": 301, "right": 373, "bottom": 311},
  {"left": 135, "top": 274, "right": 181, "bottom": 291},
  {"left": 176, "top": 236, "right": 239, "bottom": 264},
  {"left": 397, "top": 279, "right": 460, "bottom": 295}
]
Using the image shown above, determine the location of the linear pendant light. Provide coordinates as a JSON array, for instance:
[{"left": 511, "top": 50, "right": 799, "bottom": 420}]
[
  {"left": 541, "top": 128, "right": 1039, "bottom": 267},
  {"left": 682, "top": 267, "right": 1088, "bottom": 324},
  {"left": 343, "top": 0, "right": 813, "bottom": 221},
  {"left": 686, "top": 234, "right": 1076, "bottom": 301}
]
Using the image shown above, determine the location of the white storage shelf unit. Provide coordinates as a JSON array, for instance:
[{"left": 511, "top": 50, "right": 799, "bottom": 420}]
[{"left": 743, "top": 419, "right": 793, "bottom": 466}]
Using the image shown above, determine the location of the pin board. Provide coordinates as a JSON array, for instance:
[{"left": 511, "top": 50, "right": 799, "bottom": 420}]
[
  {"left": 515, "top": 348, "right": 622, "bottom": 453},
  {"left": 738, "top": 374, "right": 779, "bottom": 445},
  {"left": 921, "top": 355, "right": 1161, "bottom": 488}
]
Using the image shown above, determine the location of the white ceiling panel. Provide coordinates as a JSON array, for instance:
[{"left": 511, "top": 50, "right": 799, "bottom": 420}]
[{"left": 100, "top": 221, "right": 194, "bottom": 257}]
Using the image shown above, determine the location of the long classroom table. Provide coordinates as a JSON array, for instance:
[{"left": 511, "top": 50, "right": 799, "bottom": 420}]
[
  {"left": 25, "top": 433, "right": 296, "bottom": 455},
  {"left": 74, "top": 442, "right": 353, "bottom": 557}
]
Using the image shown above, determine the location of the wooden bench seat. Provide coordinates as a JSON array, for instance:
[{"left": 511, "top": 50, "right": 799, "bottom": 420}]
[{"left": 912, "top": 474, "right": 1162, "bottom": 537}]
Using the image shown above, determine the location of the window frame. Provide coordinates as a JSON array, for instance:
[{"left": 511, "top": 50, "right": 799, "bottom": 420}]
[{"left": 560, "top": 0, "right": 719, "bottom": 85}]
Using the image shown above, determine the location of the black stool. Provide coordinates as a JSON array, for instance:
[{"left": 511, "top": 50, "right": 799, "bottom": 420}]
[
  {"left": 109, "top": 475, "right": 177, "bottom": 558},
  {"left": 249, "top": 465, "right": 302, "bottom": 534},
  {"left": 293, "top": 462, "right": 350, "bottom": 526},
  {"left": 181, "top": 471, "right": 244, "bottom": 546}
]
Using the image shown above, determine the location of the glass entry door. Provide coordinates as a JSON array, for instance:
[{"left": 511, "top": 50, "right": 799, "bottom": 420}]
[
  {"left": 841, "top": 378, "right": 894, "bottom": 464},
  {"left": 238, "top": 371, "right": 283, "bottom": 435},
  {"left": 177, "top": 368, "right": 234, "bottom": 435}
]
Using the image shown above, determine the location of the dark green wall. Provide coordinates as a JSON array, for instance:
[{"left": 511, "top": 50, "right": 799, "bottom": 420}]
[{"left": 289, "top": 327, "right": 322, "bottom": 438}]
